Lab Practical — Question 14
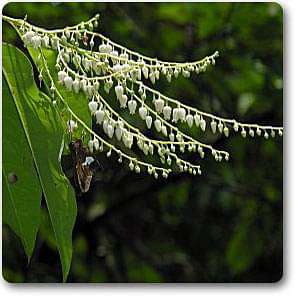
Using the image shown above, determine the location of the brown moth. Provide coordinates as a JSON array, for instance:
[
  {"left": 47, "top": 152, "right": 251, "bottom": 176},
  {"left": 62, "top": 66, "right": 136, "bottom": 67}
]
[{"left": 69, "top": 139, "right": 99, "bottom": 193}]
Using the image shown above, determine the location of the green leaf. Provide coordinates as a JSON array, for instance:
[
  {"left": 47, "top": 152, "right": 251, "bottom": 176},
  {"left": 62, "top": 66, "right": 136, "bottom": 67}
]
[
  {"left": 2, "top": 78, "right": 41, "bottom": 260},
  {"left": 27, "top": 47, "right": 91, "bottom": 141},
  {"left": 3, "top": 43, "right": 77, "bottom": 281}
]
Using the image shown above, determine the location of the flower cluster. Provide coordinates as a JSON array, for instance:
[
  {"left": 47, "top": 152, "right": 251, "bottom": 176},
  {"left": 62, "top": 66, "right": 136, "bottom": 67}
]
[{"left": 10, "top": 14, "right": 283, "bottom": 179}]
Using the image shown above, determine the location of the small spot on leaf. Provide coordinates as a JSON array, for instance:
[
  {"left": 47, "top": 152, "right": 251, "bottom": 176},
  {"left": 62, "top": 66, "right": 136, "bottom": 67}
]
[{"left": 8, "top": 172, "right": 18, "bottom": 184}]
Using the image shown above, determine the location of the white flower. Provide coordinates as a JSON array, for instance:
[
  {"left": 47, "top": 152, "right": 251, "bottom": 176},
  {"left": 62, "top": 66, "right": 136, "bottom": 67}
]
[
  {"left": 149, "top": 72, "right": 156, "bottom": 84},
  {"left": 194, "top": 114, "right": 200, "bottom": 127},
  {"left": 104, "top": 79, "right": 113, "bottom": 93},
  {"left": 115, "top": 84, "right": 124, "bottom": 100},
  {"left": 161, "top": 125, "right": 168, "bottom": 137},
  {"left": 139, "top": 106, "right": 148, "bottom": 120},
  {"left": 112, "top": 64, "right": 122, "bottom": 73},
  {"left": 172, "top": 108, "right": 179, "bottom": 123},
  {"left": 163, "top": 105, "right": 172, "bottom": 120},
  {"left": 182, "top": 70, "right": 190, "bottom": 78},
  {"left": 154, "top": 98, "right": 164, "bottom": 113},
  {"left": 103, "top": 120, "right": 109, "bottom": 134},
  {"left": 63, "top": 76, "right": 73, "bottom": 91},
  {"left": 169, "top": 132, "right": 175, "bottom": 142},
  {"left": 128, "top": 99, "right": 137, "bottom": 114},
  {"left": 41, "top": 35, "right": 49, "bottom": 48},
  {"left": 88, "top": 100, "right": 98, "bottom": 114},
  {"left": 23, "top": 31, "right": 35, "bottom": 46},
  {"left": 95, "top": 109, "right": 105, "bottom": 124},
  {"left": 178, "top": 107, "right": 186, "bottom": 122},
  {"left": 264, "top": 131, "right": 269, "bottom": 139},
  {"left": 135, "top": 165, "right": 141, "bottom": 173},
  {"left": 119, "top": 94, "right": 128, "bottom": 108},
  {"left": 129, "top": 160, "right": 134, "bottom": 171},
  {"left": 67, "top": 120, "right": 77, "bottom": 132},
  {"left": 86, "top": 83, "right": 94, "bottom": 98},
  {"left": 155, "top": 69, "right": 160, "bottom": 80},
  {"left": 149, "top": 144, "right": 154, "bottom": 155},
  {"left": 58, "top": 70, "right": 67, "bottom": 82},
  {"left": 186, "top": 114, "right": 194, "bottom": 128},
  {"left": 154, "top": 119, "right": 162, "bottom": 132},
  {"left": 176, "top": 133, "right": 183, "bottom": 142},
  {"left": 93, "top": 139, "right": 100, "bottom": 151},
  {"left": 107, "top": 124, "right": 114, "bottom": 139},
  {"left": 271, "top": 130, "right": 275, "bottom": 138},
  {"left": 166, "top": 73, "right": 172, "bottom": 82},
  {"left": 31, "top": 35, "right": 41, "bottom": 49},
  {"left": 110, "top": 50, "right": 119, "bottom": 64},
  {"left": 93, "top": 81, "right": 100, "bottom": 92},
  {"left": 88, "top": 140, "right": 94, "bottom": 153},
  {"left": 256, "top": 128, "right": 262, "bottom": 136},
  {"left": 145, "top": 115, "right": 152, "bottom": 129},
  {"left": 249, "top": 129, "right": 255, "bottom": 137},
  {"left": 80, "top": 79, "right": 87, "bottom": 91},
  {"left": 174, "top": 69, "right": 179, "bottom": 78},
  {"left": 51, "top": 36, "right": 59, "bottom": 49},
  {"left": 72, "top": 79, "right": 80, "bottom": 93},
  {"left": 98, "top": 43, "right": 107, "bottom": 53},
  {"left": 200, "top": 118, "right": 206, "bottom": 131},
  {"left": 115, "top": 126, "right": 123, "bottom": 141},
  {"left": 142, "top": 66, "right": 149, "bottom": 79},
  {"left": 120, "top": 52, "right": 129, "bottom": 60}
]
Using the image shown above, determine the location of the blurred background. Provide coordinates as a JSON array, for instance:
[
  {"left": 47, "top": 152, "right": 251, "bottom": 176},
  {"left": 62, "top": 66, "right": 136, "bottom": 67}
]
[{"left": 2, "top": 2, "right": 283, "bottom": 283}]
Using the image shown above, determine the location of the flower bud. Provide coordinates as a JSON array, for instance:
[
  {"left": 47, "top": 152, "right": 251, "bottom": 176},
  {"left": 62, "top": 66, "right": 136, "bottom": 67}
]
[
  {"left": 264, "top": 131, "right": 269, "bottom": 139},
  {"left": 210, "top": 120, "right": 217, "bottom": 133},
  {"left": 224, "top": 127, "right": 229, "bottom": 137},
  {"left": 218, "top": 121, "right": 224, "bottom": 133},
  {"left": 233, "top": 121, "right": 239, "bottom": 132},
  {"left": 241, "top": 128, "right": 247, "bottom": 138}
]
